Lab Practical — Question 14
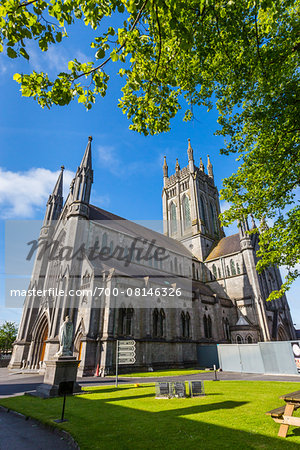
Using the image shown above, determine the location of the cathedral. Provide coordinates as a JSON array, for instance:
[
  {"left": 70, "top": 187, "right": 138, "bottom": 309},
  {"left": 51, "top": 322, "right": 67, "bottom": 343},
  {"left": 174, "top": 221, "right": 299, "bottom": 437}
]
[{"left": 9, "top": 137, "right": 296, "bottom": 376}]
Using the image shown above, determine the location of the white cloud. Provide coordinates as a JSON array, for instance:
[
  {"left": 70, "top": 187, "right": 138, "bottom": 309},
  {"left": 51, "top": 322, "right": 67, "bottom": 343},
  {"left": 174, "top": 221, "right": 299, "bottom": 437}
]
[
  {"left": 0, "top": 167, "right": 74, "bottom": 219},
  {"left": 90, "top": 193, "right": 110, "bottom": 208},
  {"left": 220, "top": 200, "right": 231, "bottom": 213},
  {"left": 28, "top": 44, "right": 91, "bottom": 74}
]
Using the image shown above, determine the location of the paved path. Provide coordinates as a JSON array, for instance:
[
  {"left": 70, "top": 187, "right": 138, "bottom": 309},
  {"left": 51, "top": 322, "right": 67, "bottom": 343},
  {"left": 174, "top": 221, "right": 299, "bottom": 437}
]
[{"left": 0, "top": 408, "right": 76, "bottom": 449}]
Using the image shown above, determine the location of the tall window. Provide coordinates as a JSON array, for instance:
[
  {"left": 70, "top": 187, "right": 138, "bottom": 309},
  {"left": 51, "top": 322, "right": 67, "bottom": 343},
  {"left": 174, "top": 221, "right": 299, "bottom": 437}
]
[
  {"left": 200, "top": 196, "right": 206, "bottom": 224},
  {"left": 118, "top": 307, "right": 126, "bottom": 335},
  {"left": 126, "top": 307, "right": 134, "bottom": 335},
  {"left": 153, "top": 308, "right": 159, "bottom": 337},
  {"left": 237, "top": 335, "right": 243, "bottom": 344},
  {"left": 153, "top": 308, "right": 165, "bottom": 337},
  {"left": 210, "top": 203, "right": 218, "bottom": 234},
  {"left": 118, "top": 307, "right": 134, "bottom": 336},
  {"left": 236, "top": 262, "right": 240, "bottom": 274},
  {"left": 170, "top": 202, "right": 177, "bottom": 235},
  {"left": 181, "top": 311, "right": 186, "bottom": 337},
  {"left": 186, "top": 312, "right": 190, "bottom": 338},
  {"left": 223, "top": 318, "right": 230, "bottom": 340},
  {"left": 212, "top": 264, "right": 217, "bottom": 279},
  {"left": 204, "top": 315, "right": 212, "bottom": 338},
  {"left": 207, "top": 315, "right": 212, "bottom": 338},
  {"left": 159, "top": 309, "right": 165, "bottom": 337},
  {"left": 102, "top": 232, "right": 107, "bottom": 249},
  {"left": 230, "top": 259, "right": 236, "bottom": 275},
  {"left": 182, "top": 195, "right": 191, "bottom": 230}
]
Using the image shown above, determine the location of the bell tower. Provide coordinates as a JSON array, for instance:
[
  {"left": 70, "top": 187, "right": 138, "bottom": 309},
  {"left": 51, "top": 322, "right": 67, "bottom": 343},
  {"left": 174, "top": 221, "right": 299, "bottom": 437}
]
[{"left": 162, "top": 139, "right": 224, "bottom": 260}]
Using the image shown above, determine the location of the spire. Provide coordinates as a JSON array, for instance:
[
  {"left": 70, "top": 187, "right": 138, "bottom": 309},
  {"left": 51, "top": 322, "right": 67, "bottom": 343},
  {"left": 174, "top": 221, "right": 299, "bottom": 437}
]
[
  {"left": 207, "top": 154, "right": 214, "bottom": 180},
  {"left": 163, "top": 156, "right": 168, "bottom": 178},
  {"left": 80, "top": 136, "right": 92, "bottom": 170},
  {"left": 187, "top": 139, "right": 194, "bottom": 161},
  {"left": 52, "top": 165, "right": 64, "bottom": 197},
  {"left": 175, "top": 158, "right": 180, "bottom": 173},
  {"left": 250, "top": 214, "right": 257, "bottom": 229},
  {"left": 43, "top": 166, "right": 64, "bottom": 225},
  {"left": 71, "top": 136, "right": 94, "bottom": 204},
  {"left": 187, "top": 138, "right": 195, "bottom": 173},
  {"left": 199, "top": 157, "right": 204, "bottom": 172}
]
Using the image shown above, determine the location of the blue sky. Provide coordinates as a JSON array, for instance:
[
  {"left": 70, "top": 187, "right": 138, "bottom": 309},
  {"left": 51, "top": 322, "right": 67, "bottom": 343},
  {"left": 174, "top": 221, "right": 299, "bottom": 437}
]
[{"left": 0, "top": 19, "right": 299, "bottom": 327}]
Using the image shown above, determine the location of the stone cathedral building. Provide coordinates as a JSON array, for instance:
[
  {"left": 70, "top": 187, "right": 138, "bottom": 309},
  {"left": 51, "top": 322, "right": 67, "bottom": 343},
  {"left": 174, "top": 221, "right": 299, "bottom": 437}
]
[{"left": 9, "top": 137, "right": 295, "bottom": 376}]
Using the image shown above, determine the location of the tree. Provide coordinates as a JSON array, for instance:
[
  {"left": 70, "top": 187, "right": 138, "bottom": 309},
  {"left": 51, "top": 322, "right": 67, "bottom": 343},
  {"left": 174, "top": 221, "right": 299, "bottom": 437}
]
[
  {"left": 0, "top": 0, "right": 299, "bottom": 298},
  {"left": 0, "top": 322, "right": 18, "bottom": 353}
]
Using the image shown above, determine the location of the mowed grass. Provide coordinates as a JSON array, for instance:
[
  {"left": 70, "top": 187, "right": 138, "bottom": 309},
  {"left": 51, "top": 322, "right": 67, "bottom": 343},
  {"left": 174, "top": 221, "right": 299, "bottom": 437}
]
[
  {"left": 1, "top": 381, "right": 300, "bottom": 449},
  {"left": 119, "top": 368, "right": 207, "bottom": 377}
]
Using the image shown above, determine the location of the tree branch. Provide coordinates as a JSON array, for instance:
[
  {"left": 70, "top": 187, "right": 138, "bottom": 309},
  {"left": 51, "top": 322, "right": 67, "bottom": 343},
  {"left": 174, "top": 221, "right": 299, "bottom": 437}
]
[
  {"left": 18, "top": 0, "right": 38, "bottom": 9},
  {"left": 74, "top": 0, "right": 149, "bottom": 80}
]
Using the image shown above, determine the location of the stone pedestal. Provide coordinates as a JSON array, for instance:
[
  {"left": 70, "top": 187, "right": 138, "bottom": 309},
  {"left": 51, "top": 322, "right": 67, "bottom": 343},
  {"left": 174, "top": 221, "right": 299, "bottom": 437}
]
[{"left": 35, "top": 356, "right": 82, "bottom": 398}]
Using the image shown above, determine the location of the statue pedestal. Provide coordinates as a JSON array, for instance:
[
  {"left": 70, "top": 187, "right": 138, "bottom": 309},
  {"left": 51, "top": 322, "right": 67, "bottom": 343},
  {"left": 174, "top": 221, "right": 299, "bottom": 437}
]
[{"left": 35, "top": 356, "right": 82, "bottom": 398}]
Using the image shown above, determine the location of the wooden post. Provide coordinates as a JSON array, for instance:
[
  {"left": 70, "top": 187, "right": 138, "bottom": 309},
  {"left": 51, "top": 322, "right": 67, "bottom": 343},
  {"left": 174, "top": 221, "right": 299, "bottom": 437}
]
[{"left": 278, "top": 403, "right": 295, "bottom": 438}]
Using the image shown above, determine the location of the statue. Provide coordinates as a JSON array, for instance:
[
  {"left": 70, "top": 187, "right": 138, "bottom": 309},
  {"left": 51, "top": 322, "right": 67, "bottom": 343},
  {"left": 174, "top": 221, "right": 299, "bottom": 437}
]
[{"left": 55, "top": 316, "right": 73, "bottom": 357}]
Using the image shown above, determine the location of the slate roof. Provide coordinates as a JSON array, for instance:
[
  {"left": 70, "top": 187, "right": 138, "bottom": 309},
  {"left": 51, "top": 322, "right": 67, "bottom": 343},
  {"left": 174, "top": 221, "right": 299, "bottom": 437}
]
[
  {"left": 205, "top": 233, "right": 241, "bottom": 261},
  {"left": 89, "top": 204, "right": 192, "bottom": 257}
]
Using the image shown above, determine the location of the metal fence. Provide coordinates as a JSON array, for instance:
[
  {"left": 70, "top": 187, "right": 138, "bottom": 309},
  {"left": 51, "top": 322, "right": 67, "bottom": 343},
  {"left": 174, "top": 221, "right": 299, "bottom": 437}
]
[{"left": 217, "top": 341, "right": 299, "bottom": 375}]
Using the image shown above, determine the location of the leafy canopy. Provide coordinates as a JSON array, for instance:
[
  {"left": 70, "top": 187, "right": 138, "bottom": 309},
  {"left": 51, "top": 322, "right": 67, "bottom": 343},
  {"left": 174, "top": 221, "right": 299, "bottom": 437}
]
[
  {"left": 0, "top": 0, "right": 299, "bottom": 298},
  {"left": 0, "top": 321, "right": 18, "bottom": 352}
]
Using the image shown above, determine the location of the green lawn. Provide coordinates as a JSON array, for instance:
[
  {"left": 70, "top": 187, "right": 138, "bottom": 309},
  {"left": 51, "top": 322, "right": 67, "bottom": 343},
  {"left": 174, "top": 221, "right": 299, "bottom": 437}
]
[
  {"left": 119, "top": 368, "right": 207, "bottom": 377},
  {"left": 1, "top": 381, "right": 300, "bottom": 449}
]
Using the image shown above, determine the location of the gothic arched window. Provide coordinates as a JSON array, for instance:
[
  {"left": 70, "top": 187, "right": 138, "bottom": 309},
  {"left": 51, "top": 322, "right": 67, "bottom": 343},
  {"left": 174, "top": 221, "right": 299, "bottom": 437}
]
[
  {"left": 225, "top": 318, "right": 230, "bottom": 340},
  {"left": 170, "top": 202, "right": 177, "bottom": 235},
  {"left": 212, "top": 264, "right": 217, "bottom": 279},
  {"left": 210, "top": 203, "right": 218, "bottom": 234},
  {"left": 230, "top": 259, "right": 236, "bottom": 276},
  {"left": 200, "top": 196, "right": 206, "bottom": 224},
  {"left": 126, "top": 307, "right": 134, "bottom": 336},
  {"left": 102, "top": 232, "right": 107, "bottom": 249},
  {"left": 203, "top": 315, "right": 208, "bottom": 338},
  {"left": 246, "top": 335, "right": 253, "bottom": 344},
  {"left": 236, "top": 262, "right": 240, "bottom": 274},
  {"left": 237, "top": 335, "right": 243, "bottom": 344},
  {"left": 186, "top": 312, "right": 190, "bottom": 338},
  {"left": 159, "top": 308, "right": 165, "bottom": 337},
  {"left": 218, "top": 267, "right": 221, "bottom": 278},
  {"left": 207, "top": 315, "right": 212, "bottom": 338},
  {"left": 153, "top": 308, "right": 159, "bottom": 337},
  {"left": 181, "top": 311, "right": 186, "bottom": 337},
  {"left": 182, "top": 195, "right": 191, "bottom": 230},
  {"left": 118, "top": 307, "right": 126, "bottom": 335}
]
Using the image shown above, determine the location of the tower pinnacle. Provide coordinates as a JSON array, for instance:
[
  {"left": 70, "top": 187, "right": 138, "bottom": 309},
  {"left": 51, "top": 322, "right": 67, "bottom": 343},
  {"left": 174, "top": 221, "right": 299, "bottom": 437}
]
[
  {"left": 187, "top": 138, "right": 195, "bottom": 173},
  {"left": 199, "top": 157, "right": 204, "bottom": 172},
  {"left": 163, "top": 156, "right": 168, "bottom": 177},
  {"left": 43, "top": 166, "right": 64, "bottom": 225},
  {"left": 71, "top": 136, "right": 94, "bottom": 204},
  {"left": 207, "top": 154, "right": 214, "bottom": 180}
]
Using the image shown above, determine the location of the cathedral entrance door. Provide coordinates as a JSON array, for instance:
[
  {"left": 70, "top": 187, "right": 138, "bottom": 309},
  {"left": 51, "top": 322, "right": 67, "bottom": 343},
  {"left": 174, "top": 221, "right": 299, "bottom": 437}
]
[{"left": 39, "top": 325, "right": 48, "bottom": 362}]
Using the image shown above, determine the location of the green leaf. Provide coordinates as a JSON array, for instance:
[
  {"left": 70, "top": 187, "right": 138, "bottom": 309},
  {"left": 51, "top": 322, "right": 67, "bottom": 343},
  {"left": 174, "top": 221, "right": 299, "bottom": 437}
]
[
  {"left": 95, "top": 48, "right": 105, "bottom": 59},
  {"left": 7, "top": 47, "right": 17, "bottom": 59},
  {"left": 20, "top": 48, "right": 29, "bottom": 60},
  {"left": 110, "top": 50, "right": 118, "bottom": 62}
]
